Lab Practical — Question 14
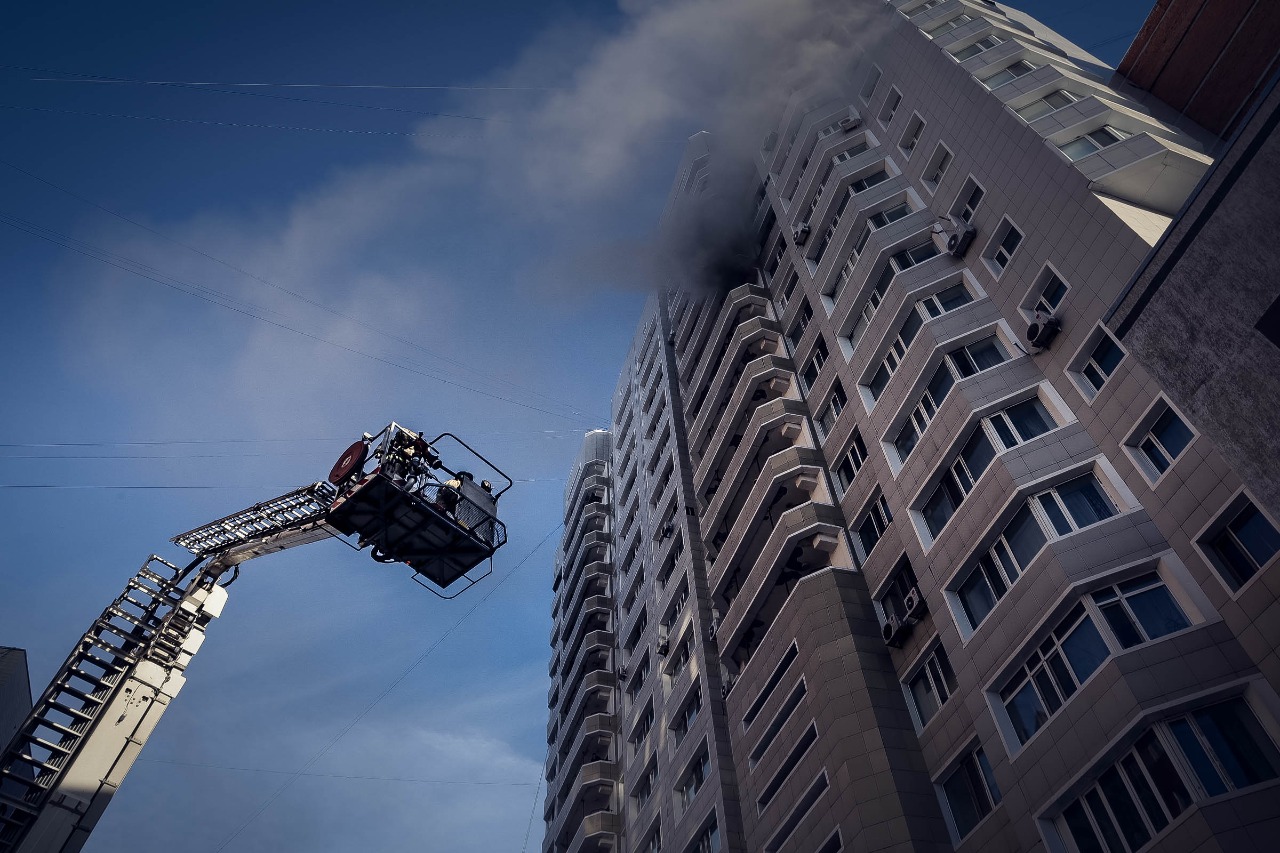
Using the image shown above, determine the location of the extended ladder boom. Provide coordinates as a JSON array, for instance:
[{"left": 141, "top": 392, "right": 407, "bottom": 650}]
[{"left": 0, "top": 483, "right": 338, "bottom": 853}]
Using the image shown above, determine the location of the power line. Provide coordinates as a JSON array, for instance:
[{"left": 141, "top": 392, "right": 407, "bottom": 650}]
[
  {"left": 0, "top": 212, "right": 595, "bottom": 424},
  {"left": 209, "top": 521, "right": 563, "bottom": 853},
  {"left": 0, "top": 157, "right": 602, "bottom": 422},
  {"left": 136, "top": 757, "right": 538, "bottom": 786},
  {"left": 2, "top": 64, "right": 560, "bottom": 91},
  {"left": 33, "top": 78, "right": 509, "bottom": 124},
  {"left": 0, "top": 103, "right": 475, "bottom": 138},
  {"left": 520, "top": 774, "right": 545, "bottom": 853}
]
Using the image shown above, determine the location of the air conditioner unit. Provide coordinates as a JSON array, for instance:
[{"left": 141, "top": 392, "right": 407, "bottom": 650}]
[
  {"left": 720, "top": 682, "right": 732, "bottom": 699},
  {"left": 706, "top": 617, "right": 719, "bottom": 641},
  {"left": 882, "top": 615, "right": 907, "bottom": 648},
  {"left": 619, "top": 666, "right": 628, "bottom": 680},
  {"left": 1027, "top": 312, "right": 1062, "bottom": 350},
  {"left": 903, "top": 587, "right": 927, "bottom": 621},
  {"left": 657, "top": 639, "right": 670, "bottom": 656},
  {"left": 943, "top": 214, "right": 977, "bottom": 257},
  {"left": 792, "top": 223, "right": 810, "bottom": 246},
  {"left": 838, "top": 115, "right": 863, "bottom": 133}
]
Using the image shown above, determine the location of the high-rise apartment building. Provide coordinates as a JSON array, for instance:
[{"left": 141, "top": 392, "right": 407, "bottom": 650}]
[{"left": 544, "top": 2, "right": 1280, "bottom": 852}]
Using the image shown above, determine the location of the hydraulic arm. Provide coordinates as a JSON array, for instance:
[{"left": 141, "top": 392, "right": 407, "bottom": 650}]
[{"left": 0, "top": 424, "right": 509, "bottom": 853}]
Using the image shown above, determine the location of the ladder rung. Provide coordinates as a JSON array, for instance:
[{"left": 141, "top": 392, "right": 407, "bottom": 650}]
[
  {"left": 44, "top": 701, "right": 94, "bottom": 722},
  {"left": 51, "top": 684, "right": 105, "bottom": 705},
  {"left": 25, "top": 717, "right": 83, "bottom": 740},
  {"left": 17, "top": 736, "right": 72, "bottom": 757}
]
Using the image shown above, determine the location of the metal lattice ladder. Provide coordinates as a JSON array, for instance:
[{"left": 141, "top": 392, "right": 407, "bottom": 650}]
[{"left": 0, "top": 557, "right": 221, "bottom": 853}]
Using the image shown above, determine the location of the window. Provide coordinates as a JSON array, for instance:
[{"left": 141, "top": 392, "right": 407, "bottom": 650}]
[
  {"left": 690, "top": 817, "right": 721, "bottom": 853},
  {"left": 669, "top": 637, "right": 691, "bottom": 679},
  {"left": 678, "top": 748, "right": 711, "bottom": 808},
  {"left": 926, "top": 12, "right": 972, "bottom": 35},
  {"left": 788, "top": 299, "right": 813, "bottom": 346},
  {"left": 639, "top": 828, "right": 662, "bottom": 853},
  {"left": 765, "top": 239, "right": 785, "bottom": 280},
  {"left": 1202, "top": 497, "right": 1280, "bottom": 591},
  {"left": 853, "top": 201, "right": 913, "bottom": 256},
  {"left": 952, "top": 34, "right": 1004, "bottom": 61},
  {"left": 922, "top": 144, "right": 953, "bottom": 191},
  {"left": 775, "top": 269, "right": 798, "bottom": 314},
  {"left": 878, "top": 88, "right": 902, "bottom": 125},
  {"left": 848, "top": 167, "right": 889, "bottom": 192},
  {"left": 857, "top": 493, "right": 894, "bottom": 559},
  {"left": 835, "top": 430, "right": 869, "bottom": 491},
  {"left": 986, "top": 395, "right": 1056, "bottom": 451},
  {"left": 954, "top": 179, "right": 985, "bottom": 223},
  {"left": 1091, "top": 571, "right": 1190, "bottom": 649},
  {"left": 860, "top": 65, "right": 882, "bottom": 102},
  {"left": 758, "top": 723, "right": 818, "bottom": 811},
  {"left": 958, "top": 473, "right": 1119, "bottom": 630},
  {"left": 899, "top": 114, "right": 925, "bottom": 156},
  {"left": 1074, "top": 327, "right": 1125, "bottom": 399},
  {"left": 831, "top": 141, "right": 871, "bottom": 166},
  {"left": 987, "top": 221, "right": 1023, "bottom": 275},
  {"left": 868, "top": 308, "right": 924, "bottom": 402},
  {"left": 894, "top": 363, "right": 956, "bottom": 461},
  {"left": 947, "top": 333, "right": 1010, "bottom": 378},
  {"left": 1128, "top": 403, "right": 1194, "bottom": 481},
  {"left": 940, "top": 746, "right": 1002, "bottom": 840},
  {"left": 918, "top": 281, "right": 973, "bottom": 318},
  {"left": 907, "top": 644, "right": 958, "bottom": 726},
  {"left": 800, "top": 336, "right": 829, "bottom": 391},
  {"left": 1059, "top": 125, "right": 1131, "bottom": 161},
  {"left": 878, "top": 556, "right": 919, "bottom": 624},
  {"left": 911, "top": 0, "right": 946, "bottom": 17},
  {"left": 1000, "top": 603, "right": 1109, "bottom": 744},
  {"left": 817, "top": 381, "right": 848, "bottom": 438},
  {"left": 632, "top": 702, "right": 656, "bottom": 755},
  {"left": 1015, "top": 89, "right": 1079, "bottom": 122},
  {"left": 635, "top": 760, "right": 658, "bottom": 808},
  {"left": 672, "top": 688, "right": 702, "bottom": 746},
  {"left": 627, "top": 654, "right": 651, "bottom": 702},
  {"left": 922, "top": 427, "right": 996, "bottom": 536},
  {"left": 812, "top": 190, "right": 853, "bottom": 264},
  {"left": 983, "top": 59, "right": 1038, "bottom": 89},
  {"left": 1028, "top": 270, "right": 1068, "bottom": 316},
  {"left": 1057, "top": 698, "right": 1279, "bottom": 853}
]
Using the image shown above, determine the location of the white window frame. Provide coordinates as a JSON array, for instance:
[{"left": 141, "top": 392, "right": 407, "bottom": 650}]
[
  {"left": 1066, "top": 324, "right": 1128, "bottom": 403},
  {"left": 983, "top": 59, "right": 1039, "bottom": 89},
  {"left": 1194, "top": 489, "right": 1280, "bottom": 596},
  {"left": 1123, "top": 396, "right": 1198, "bottom": 486},
  {"left": 878, "top": 87, "right": 903, "bottom": 127},
  {"left": 860, "top": 65, "right": 883, "bottom": 103},
  {"left": 952, "top": 176, "right": 986, "bottom": 224},
  {"left": 1019, "top": 263, "right": 1070, "bottom": 320},
  {"left": 983, "top": 217, "right": 1024, "bottom": 278},
  {"left": 899, "top": 112, "right": 926, "bottom": 158},
  {"left": 1014, "top": 88, "right": 1080, "bottom": 123},
  {"left": 922, "top": 142, "right": 954, "bottom": 194},
  {"left": 1057, "top": 124, "right": 1132, "bottom": 162}
]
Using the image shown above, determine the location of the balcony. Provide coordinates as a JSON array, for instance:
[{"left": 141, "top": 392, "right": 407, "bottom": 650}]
[
  {"left": 544, "top": 761, "right": 617, "bottom": 853},
  {"left": 690, "top": 354, "right": 794, "bottom": 462},
  {"left": 565, "top": 811, "right": 620, "bottom": 853},
  {"left": 696, "top": 397, "right": 808, "bottom": 516},
  {"left": 563, "top": 470, "right": 609, "bottom": 527},
  {"left": 686, "top": 317, "right": 784, "bottom": 437},
  {"left": 706, "top": 446, "right": 827, "bottom": 584},
  {"left": 685, "top": 284, "right": 773, "bottom": 406},
  {"left": 553, "top": 559, "right": 611, "bottom": 625},
  {"left": 550, "top": 669, "right": 615, "bottom": 742},
  {"left": 715, "top": 503, "right": 845, "bottom": 667},
  {"left": 561, "top": 631, "right": 614, "bottom": 697},
  {"left": 553, "top": 713, "right": 615, "bottom": 799}
]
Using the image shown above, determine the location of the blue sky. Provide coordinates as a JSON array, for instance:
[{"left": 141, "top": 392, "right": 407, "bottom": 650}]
[{"left": 1, "top": 1, "right": 1158, "bottom": 850}]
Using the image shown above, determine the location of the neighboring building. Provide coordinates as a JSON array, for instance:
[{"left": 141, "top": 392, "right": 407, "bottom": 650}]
[
  {"left": 545, "top": 2, "right": 1280, "bottom": 852},
  {"left": 0, "top": 649, "right": 32, "bottom": 754}
]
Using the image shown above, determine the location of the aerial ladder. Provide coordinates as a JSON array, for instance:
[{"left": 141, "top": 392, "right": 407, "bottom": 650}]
[{"left": 0, "top": 423, "right": 510, "bottom": 853}]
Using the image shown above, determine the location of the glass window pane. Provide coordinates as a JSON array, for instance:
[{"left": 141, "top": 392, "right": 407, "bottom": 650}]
[
  {"left": 1032, "top": 667, "right": 1063, "bottom": 714},
  {"left": 1120, "top": 754, "right": 1168, "bottom": 832},
  {"left": 967, "top": 336, "right": 1008, "bottom": 371},
  {"left": 895, "top": 423, "right": 919, "bottom": 460},
  {"left": 1231, "top": 505, "right": 1280, "bottom": 569},
  {"left": 1193, "top": 699, "right": 1280, "bottom": 789},
  {"left": 1016, "top": 99, "right": 1055, "bottom": 121},
  {"left": 991, "top": 416, "right": 1018, "bottom": 449},
  {"left": 962, "top": 430, "right": 996, "bottom": 481},
  {"left": 1135, "top": 731, "right": 1193, "bottom": 817},
  {"left": 959, "top": 569, "right": 997, "bottom": 627},
  {"left": 1045, "top": 90, "right": 1075, "bottom": 109},
  {"left": 1098, "top": 767, "right": 1152, "bottom": 851},
  {"left": 1038, "top": 494, "right": 1074, "bottom": 536},
  {"left": 1084, "top": 790, "right": 1127, "bottom": 853},
  {"left": 1058, "top": 475, "right": 1117, "bottom": 528},
  {"left": 928, "top": 363, "right": 955, "bottom": 403},
  {"left": 1126, "top": 586, "right": 1189, "bottom": 641},
  {"left": 1060, "top": 137, "right": 1099, "bottom": 160},
  {"left": 1005, "top": 506, "right": 1048, "bottom": 569},
  {"left": 1060, "top": 616, "right": 1110, "bottom": 682},
  {"left": 1169, "top": 718, "right": 1228, "bottom": 796},
  {"left": 1007, "top": 398, "right": 1054, "bottom": 441},
  {"left": 910, "top": 670, "right": 940, "bottom": 724},
  {"left": 1093, "top": 336, "right": 1123, "bottom": 375},
  {"left": 1099, "top": 601, "right": 1145, "bottom": 649},
  {"left": 1210, "top": 529, "right": 1258, "bottom": 589},
  {"left": 936, "top": 283, "right": 972, "bottom": 312},
  {"left": 943, "top": 760, "right": 984, "bottom": 838},
  {"left": 1048, "top": 653, "right": 1079, "bottom": 700},
  {"left": 1063, "top": 801, "right": 1108, "bottom": 853},
  {"left": 1007, "top": 682, "right": 1046, "bottom": 743},
  {"left": 924, "top": 485, "right": 958, "bottom": 537},
  {"left": 1140, "top": 437, "right": 1171, "bottom": 473},
  {"left": 976, "top": 749, "right": 1001, "bottom": 803},
  {"left": 1152, "top": 409, "right": 1193, "bottom": 460},
  {"left": 869, "top": 365, "right": 891, "bottom": 399}
]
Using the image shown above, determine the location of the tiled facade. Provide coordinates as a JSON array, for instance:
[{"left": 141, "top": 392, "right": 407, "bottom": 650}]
[{"left": 545, "top": 2, "right": 1280, "bottom": 851}]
